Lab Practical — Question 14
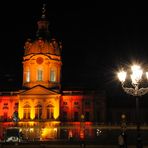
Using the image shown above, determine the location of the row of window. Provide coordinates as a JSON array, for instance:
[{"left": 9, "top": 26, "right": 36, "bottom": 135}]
[
  {"left": 2, "top": 103, "right": 18, "bottom": 110},
  {"left": 0, "top": 109, "right": 54, "bottom": 120},
  {"left": 23, "top": 107, "right": 54, "bottom": 119},
  {"left": 25, "top": 68, "right": 56, "bottom": 82},
  {"left": 2, "top": 100, "right": 92, "bottom": 108},
  {"left": 2, "top": 101, "right": 91, "bottom": 110},
  {"left": 1, "top": 111, "right": 93, "bottom": 122}
]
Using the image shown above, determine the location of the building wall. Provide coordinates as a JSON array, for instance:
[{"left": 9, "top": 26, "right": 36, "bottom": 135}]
[
  {"left": 18, "top": 94, "right": 60, "bottom": 120},
  {"left": 23, "top": 54, "right": 61, "bottom": 89},
  {"left": 0, "top": 5, "right": 107, "bottom": 140},
  {"left": 61, "top": 91, "right": 106, "bottom": 122},
  {"left": 0, "top": 90, "right": 106, "bottom": 140},
  {"left": 0, "top": 95, "right": 18, "bottom": 121}
]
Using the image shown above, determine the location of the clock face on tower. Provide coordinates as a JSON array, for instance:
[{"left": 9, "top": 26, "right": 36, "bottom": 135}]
[{"left": 36, "top": 57, "right": 44, "bottom": 64}]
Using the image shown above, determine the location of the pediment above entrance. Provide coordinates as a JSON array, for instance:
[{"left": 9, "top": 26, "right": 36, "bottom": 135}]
[{"left": 19, "top": 85, "right": 60, "bottom": 95}]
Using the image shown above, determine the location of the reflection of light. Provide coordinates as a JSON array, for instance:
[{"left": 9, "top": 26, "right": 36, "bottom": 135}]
[
  {"left": 69, "top": 130, "right": 72, "bottom": 137},
  {"left": 30, "top": 128, "right": 34, "bottom": 132},
  {"left": 28, "top": 121, "right": 35, "bottom": 126},
  {"left": 96, "top": 129, "right": 102, "bottom": 136},
  {"left": 41, "top": 127, "right": 57, "bottom": 139},
  {"left": 54, "top": 100, "right": 60, "bottom": 119},
  {"left": 80, "top": 130, "right": 84, "bottom": 139}
]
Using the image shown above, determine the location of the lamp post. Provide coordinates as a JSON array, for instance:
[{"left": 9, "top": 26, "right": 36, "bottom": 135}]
[
  {"left": 121, "top": 114, "right": 127, "bottom": 148},
  {"left": 117, "top": 64, "right": 148, "bottom": 148},
  {"left": 121, "top": 114, "right": 126, "bottom": 134}
]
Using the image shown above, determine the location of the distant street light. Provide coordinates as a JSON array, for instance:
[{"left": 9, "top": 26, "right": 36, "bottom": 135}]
[
  {"left": 117, "top": 64, "right": 148, "bottom": 148},
  {"left": 121, "top": 114, "right": 126, "bottom": 133},
  {"left": 120, "top": 114, "right": 127, "bottom": 148}
]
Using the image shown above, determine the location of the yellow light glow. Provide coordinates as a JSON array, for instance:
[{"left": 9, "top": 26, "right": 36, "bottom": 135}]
[
  {"left": 131, "top": 65, "right": 141, "bottom": 73},
  {"left": 146, "top": 72, "right": 148, "bottom": 80},
  {"left": 18, "top": 103, "right": 23, "bottom": 119},
  {"left": 30, "top": 107, "right": 35, "bottom": 120},
  {"left": 131, "top": 65, "right": 143, "bottom": 84},
  {"left": 28, "top": 121, "right": 35, "bottom": 126},
  {"left": 30, "top": 128, "right": 34, "bottom": 132},
  {"left": 53, "top": 99, "right": 59, "bottom": 119},
  {"left": 41, "top": 127, "right": 57, "bottom": 139},
  {"left": 117, "top": 70, "right": 126, "bottom": 83}
]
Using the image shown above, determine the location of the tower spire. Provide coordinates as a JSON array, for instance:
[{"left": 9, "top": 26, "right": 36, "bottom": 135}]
[
  {"left": 41, "top": 3, "right": 46, "bottom": 19},
  {"left": 36, "top": 3, "right": 50, "bottom": 39}
]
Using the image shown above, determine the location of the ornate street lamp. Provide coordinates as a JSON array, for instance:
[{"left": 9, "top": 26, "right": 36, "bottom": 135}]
[{"left": 117, "top": 64, "right": 148, "bottom": 148}]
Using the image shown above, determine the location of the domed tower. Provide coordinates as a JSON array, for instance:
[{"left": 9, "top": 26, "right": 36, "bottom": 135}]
[{"left": 22, "top": 4, "right": 62, "bottom": 91}]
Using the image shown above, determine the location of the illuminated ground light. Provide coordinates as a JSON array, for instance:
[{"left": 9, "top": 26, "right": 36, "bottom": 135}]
[{"left": 41, "top": 127, "right": 57, "bottom": 140}]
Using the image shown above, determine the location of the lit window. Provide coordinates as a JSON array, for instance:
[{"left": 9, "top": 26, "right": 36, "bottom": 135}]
[
  {"left": 24, "top": 109, "right": 30, "bottom": 119},
  {"left": 47, "top": 105, "right": 54, "bottom": 119},
  {"left": 50, "top": 69, "right": 56, "bottom": 82},
  {"left": 26, "top": 69, "right": 30, "bottom": 82},
  {"left": 35, "top": 104, "right": 42, "bottom": 119},
  {"left": 23, "top": 104, "right": 30, "bottom": 119},
  {"left": 37, "top": 69, "right": 43, "bottom": 81}
]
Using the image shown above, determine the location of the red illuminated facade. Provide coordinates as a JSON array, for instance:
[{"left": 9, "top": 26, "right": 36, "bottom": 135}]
[{"left": 0, "top": 4, "right": 106, "bottom": 141}]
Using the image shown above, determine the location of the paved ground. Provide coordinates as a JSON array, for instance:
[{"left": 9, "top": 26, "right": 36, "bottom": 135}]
[{"left": 0, "top": 144, "right": 148, "bottom": 148}]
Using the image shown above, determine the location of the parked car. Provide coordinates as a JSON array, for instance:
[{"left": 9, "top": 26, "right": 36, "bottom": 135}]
[
  {"left": 6, "top": 136, "right": 20, "bottom": 142},
  {"left": 5, "top": 127, "right": 21, "bottom": 142}
]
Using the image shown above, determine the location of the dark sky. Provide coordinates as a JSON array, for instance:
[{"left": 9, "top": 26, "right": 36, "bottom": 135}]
[{"left": 0, "top": 1, "right": 148, "bottom": 96}]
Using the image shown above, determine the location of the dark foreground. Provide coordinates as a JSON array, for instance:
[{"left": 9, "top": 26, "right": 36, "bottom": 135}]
[
  {"left": 1, "top": 128, "right": 148, "bottom": 147},
  {"left": 0, "top": 145, "right": 148, "bottom": 148},
  {"left": 0, "top": 141, "right": 148, "bottom": 148}
]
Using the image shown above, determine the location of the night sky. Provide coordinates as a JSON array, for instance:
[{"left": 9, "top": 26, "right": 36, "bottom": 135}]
[{"left": 0, "top": 1, "right": 148, "bottom": 97}]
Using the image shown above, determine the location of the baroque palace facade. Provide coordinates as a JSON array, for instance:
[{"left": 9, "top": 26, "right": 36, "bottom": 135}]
[{"left": 0, "top": 5, "right": 106, "bottom": 141}]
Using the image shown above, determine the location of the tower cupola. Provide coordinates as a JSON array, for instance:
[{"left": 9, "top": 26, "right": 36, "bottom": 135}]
[{"left": 22, "top": 4, "right": 62, "bottom": 92}]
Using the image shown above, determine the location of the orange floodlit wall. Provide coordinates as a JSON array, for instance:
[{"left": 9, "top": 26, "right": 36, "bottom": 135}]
[
  {"left": 0, "top": 95, "right": 19, "bottom": 120},
  {"left": 61, "top": 95, "right": 83, "bottom": 121},
  {"left": 18, "top": 95, "right": 60, "bottom": 120},
  {"left": 23, "top": 54, "right": 61, "bottom": 89},
  {"left": 61, "top": 93, "right": 94, "bottom": 121}
]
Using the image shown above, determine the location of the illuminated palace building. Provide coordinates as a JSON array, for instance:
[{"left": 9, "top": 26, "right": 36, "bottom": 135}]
[{"left": 0, "top": 6, "right": 106, "bottom": 140}]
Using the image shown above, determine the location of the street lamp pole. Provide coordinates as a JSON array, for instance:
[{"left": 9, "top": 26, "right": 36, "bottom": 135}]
[
  {"left": 117, "top": 64, "right": 148, "bottom": 148},
  {"left": 136, "top": 96, "right": 142, "bottom": 147},
  {"left": 120, "top": 114, "right": 127, "bottom": 147}
]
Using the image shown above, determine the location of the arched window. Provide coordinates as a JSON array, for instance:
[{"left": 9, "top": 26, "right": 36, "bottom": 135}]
[
  {"left": 3, "top": 103, "right": 8, "bottom": 109},
  {"left": 50, "top": 68, "right": 56, "bottom": 82},
  {"left": 26, "top": 68, "right": 30, "bottom": 82},
  {"left": 23, "top": 104, "right": 31, "bottom": 119},
  {"left": 35, "top": 104, "right": 42, "bottom": 119},
  {"left": 46, "top": 105, "right": 54, "bottom": 119},
  {"left": 37, "top": 68, "right": 43, "bottom": 81}
]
